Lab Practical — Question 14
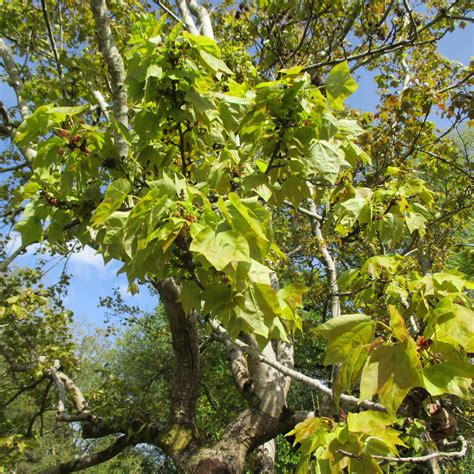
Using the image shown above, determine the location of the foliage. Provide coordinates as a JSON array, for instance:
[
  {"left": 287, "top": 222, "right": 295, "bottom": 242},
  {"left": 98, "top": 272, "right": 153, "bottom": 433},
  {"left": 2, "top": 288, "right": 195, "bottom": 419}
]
[{"left": 0, "top": 0, "right": 472, "bottom": 472}]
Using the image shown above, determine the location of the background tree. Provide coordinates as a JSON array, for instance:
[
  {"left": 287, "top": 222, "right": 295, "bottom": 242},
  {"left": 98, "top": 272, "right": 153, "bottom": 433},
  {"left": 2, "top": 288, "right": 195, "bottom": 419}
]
[{"left": 0, "top": 0, "right": 472, "bottom": 473}]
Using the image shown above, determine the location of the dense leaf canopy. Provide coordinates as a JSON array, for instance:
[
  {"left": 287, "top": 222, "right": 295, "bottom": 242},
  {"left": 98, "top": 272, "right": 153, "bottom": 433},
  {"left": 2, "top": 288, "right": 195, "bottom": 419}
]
[{"left": 0, "top": 0, "right": 472, "bottom": 473}]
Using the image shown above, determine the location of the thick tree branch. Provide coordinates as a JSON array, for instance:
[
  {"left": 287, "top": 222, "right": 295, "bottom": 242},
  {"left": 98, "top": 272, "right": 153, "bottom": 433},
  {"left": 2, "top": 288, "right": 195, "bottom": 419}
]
[
  {"left": 176, "top": 0, "right": 199, "bottom": 35},
  {"left": 284, "top": 199, "right": 322, "bottom": 221},
  {"left": 93, "top": 90, "right": 110, "bottom": 120},
  {"left": 0, "top": 41, "right": 37, "bottom": 162},
  {"left": 187, "top": 0, "right": 214, "bottom": 39},
  {"left": 155, "top": 278, "right": 199, "bottom": 428},
  {"left": 90, "top": 0, "right": 129, "bottom": 158},
  {"left": 40, "top": 435, "right": 133, "bottom": 474},
  {"left": 221, "top": 335, "right": 255, "bottom": 402},
  {"left": 0, "top": 38, "right": 30, "bottom": 119}
]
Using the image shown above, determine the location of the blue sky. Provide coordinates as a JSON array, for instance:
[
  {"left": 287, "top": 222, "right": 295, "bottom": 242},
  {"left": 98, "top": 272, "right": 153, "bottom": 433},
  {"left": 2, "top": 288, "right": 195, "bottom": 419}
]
[{"left": 1, "top": 17, "right": 472, "bottom": 328}]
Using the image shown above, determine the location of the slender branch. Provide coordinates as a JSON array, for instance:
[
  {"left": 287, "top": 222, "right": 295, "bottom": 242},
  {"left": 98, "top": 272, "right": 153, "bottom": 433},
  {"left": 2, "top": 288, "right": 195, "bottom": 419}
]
[
  {"left": 211, "top": 321, "right": 386, "bottom": 412},
  {"left": 337, "top": 435, "right": 468, "bottom": 463},
  {"left": 437, "top": 71, "right": 474, "bottom": 94},
  {"left": 153, "top": 0, "right": 181, "bottom": 23},
  {"left": 284, "top": 199, "right": 322, "bottom": 221},
  {"left": 40, "top": 0, "right": 64, "bottom": 79},
  {"left": 0, "top": 44, "right": 37, "bottom": 162},
  {"left": 308, "top": 195, "right": 340, "bottom": 319},
  {"left": 0, "top": 376, "right": 46, "bottom": 407},
  {"left": 0, "top": 161, "right": 29, "bottom": 173},
  {"left": 0, "top": 340, "right": 35, "bottom": 371},
  {"left": 416, "top": 148, "right": 473, "bottom": 181},
  {"left": 446, "top": 15, "right": 474, "bottom": 22},
  {"left": 26, "top": 380, "right": 53, "bottom": 437},
  {"left": 0, "top": 244, "right": 28, "bottom": 273}
]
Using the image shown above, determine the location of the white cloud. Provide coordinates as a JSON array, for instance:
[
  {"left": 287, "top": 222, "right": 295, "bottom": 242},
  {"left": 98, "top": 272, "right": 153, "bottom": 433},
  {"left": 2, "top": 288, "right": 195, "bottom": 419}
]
[
  {"left": 69, "top": 246, "right": 107, "bottom": 271},
  {"left": 5, "top": 232, "right": 21, "bottom": 253},
  {"left": 118, "top": 283, "right": 131, "bottom": 299}
]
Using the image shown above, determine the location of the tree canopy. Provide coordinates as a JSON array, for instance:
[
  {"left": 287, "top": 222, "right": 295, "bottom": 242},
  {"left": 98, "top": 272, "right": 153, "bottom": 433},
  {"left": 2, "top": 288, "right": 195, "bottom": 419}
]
[{"left": 0, "top": 0, "right": 473, "bottom": 473}]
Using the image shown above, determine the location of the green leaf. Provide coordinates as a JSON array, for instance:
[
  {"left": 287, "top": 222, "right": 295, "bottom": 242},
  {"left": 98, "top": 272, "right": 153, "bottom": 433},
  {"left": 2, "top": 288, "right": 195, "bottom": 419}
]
[
  {"left": 202, "top": 283, "right": 233, "bottom": 314},
  {"left": 314, "top": 314, "right": 374, "bottom": 365},
  {"left": 335, "top": 347, "right": 368, "bottom": 408},
  {"left": 286, "top": 417, "right": 323, "bottom": 445},
  {"left": 405, "top": 211, "right": 427, "bottom": 236},
  {"left": 14, "top": 201, "right": 43, "bottom": 246},
  {"left": 221, "top": 194, "right": 271, "bottom": 259},
  {"left": 347, "top": 411, "right": 405, "bottom": 453},
  {"left": 307, "top": 140, "right": 349, "bottom": 185},
  {"left": 277, "top": 283, "right": 307, "bottom": 309},
  {"left": 326, "top": 62, "right": 358, "bottom": 110},
  {"left": 14, "top": 215, "right": 43, "bottom": 246},
  {"left": 423, "top": 361, "right": 474, "bottom": 398},
  {"left": 236, "top": 283, "right": 283, "bottom": 340},
  {"left": 178, "top": 281, "right": 202, "bottom": 315},
  {"left": 389, "top": 306, "right": 409, "bottom": 342},
  {"left": 361, "top": 256, "right": 397, "bottom": 278},
  {"left": 198, "top": 49, "right": 233, "bottom": 75},
  {"left": 92, "top": 179, "right": 131, "bottom": 226},
  {"left": 360, "top": 339, "right": 423, "bottom": 414},
  {"left": 185, "top": 87, "right": 215, "bottom": 115},
  {"left": 190, "top": 228, "right": 250, "bottom": 271},
  {"left": 335, "top": 195, "right": 369, "bottom": 233},
  {"left": 436, "top": 304, "right": 474, "bottom": 352}
]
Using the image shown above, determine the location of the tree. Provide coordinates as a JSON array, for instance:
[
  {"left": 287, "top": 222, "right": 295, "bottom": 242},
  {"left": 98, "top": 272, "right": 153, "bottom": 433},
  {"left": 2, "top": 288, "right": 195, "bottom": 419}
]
[{"left": 0, "top": 0, "right": 473, "bottom": 472}]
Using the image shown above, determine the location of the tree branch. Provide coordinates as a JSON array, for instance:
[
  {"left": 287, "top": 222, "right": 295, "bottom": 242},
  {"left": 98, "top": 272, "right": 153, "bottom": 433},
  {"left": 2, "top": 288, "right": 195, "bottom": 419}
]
[
  {"left": 284, "top": 199, "right": 322, "bottom": 221},
  {"left": 40, "top": 0, "right": 64, "bottom": 79},
  {"left": 155, "top": 278, "right": 199, "bottom": 428},
  {"left": 90, "top": 0, "right": 129, "bottom": 158},
  {"left": 0, "top": 161, "right": 29, "bottom": 173},
  {"left": 176, "top": 0, "right": 199, "bottom": 35},
  {"left": 0, "top": 38, "right": 30, "bottom": 119},
  {"left": 211, "top": 322, "right": 386, "bottom": 412},
  {"left": 40, "top": 435, "right": 133, "bottom": 474},
  {"left": 220, "top": 334, "right": 255, "bottom": 402},
  {"left": 187, "top": 0, "right": 214, "bottom": 39},
  {"left": 308, "top": 194, "right": 340, "bottom": 319},
  {"left": 337, "top": 435, "right": 468, "bottom": 464},
  {"left": 153, "top": 0, "right": 181, "bottom": 23},
  {"left": 93, "top": 90, "right": 110, "bottom": 120}
]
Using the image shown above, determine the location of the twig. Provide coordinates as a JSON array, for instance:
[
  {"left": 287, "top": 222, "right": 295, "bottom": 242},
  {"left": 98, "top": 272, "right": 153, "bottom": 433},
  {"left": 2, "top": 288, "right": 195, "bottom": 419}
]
[
  {"left": 0, "top": 162, "right": 29, "bottom": 173},
  {"left": 284, "top": 199, "right": 323, "bottom": 221}
]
